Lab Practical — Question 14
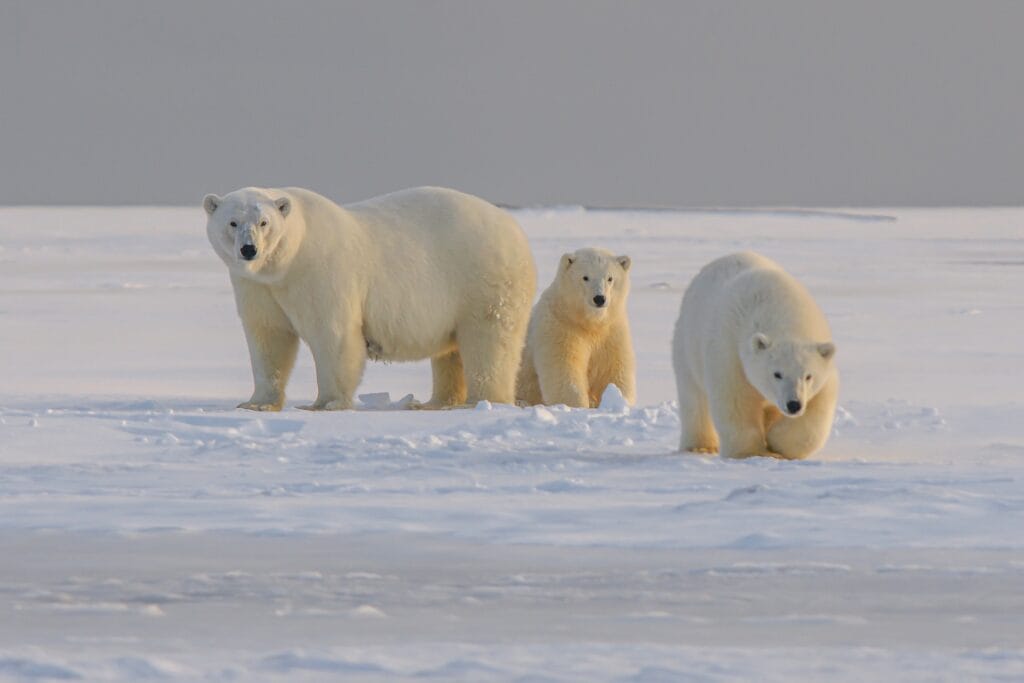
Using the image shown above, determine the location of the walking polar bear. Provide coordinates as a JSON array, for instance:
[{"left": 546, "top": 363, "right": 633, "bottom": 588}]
[
  {"left": 672, "top": 252, "right": 838, "bottom": 460},
  {"left": 516, "top": 247, "right": 636, "bottom": 408},
  {"left": 204, "top": 186, "right": 536, "bottom": 411}
]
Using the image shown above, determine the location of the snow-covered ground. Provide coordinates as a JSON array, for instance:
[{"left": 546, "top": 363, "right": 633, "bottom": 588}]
[{"left": 1, "top": 205, "right": 1022, "bottom": 681}]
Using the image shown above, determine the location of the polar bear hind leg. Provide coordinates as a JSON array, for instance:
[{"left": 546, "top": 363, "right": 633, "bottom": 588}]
[
  {"left": 421, "top": 349, "right": 468, "bottom": 409},
  {"left": 676, "top": 371, "right": 719, "bottom": 454},
  {"left": 457, "top": 319, "right": 522, "bottom": 405}
]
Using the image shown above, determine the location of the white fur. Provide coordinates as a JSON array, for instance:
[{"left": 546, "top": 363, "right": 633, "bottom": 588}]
[
  {"left": 204, "top": 186, "right": 537, "bottom": 411},
  {"left": 516, "top": 247, "right": 635, "bottom": 408},
  {"left": 671, "top": 251, "right": 838, "bottom": 460}
]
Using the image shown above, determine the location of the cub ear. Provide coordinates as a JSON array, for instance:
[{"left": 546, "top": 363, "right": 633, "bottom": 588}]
[
  {"left": 751, "top": 333, "right": 771, "bottom": 352},
  {"left": 617, "top": 255, "right": 631, "bottom": 272},
  {"left": 275, "top": 196, "right": 291, "bottom": 217},
  {"left": 560, "top": 253, "right": 575, "bottom": 271},
  {"left": 202, "top": 194, "right": 221, "bottom": 216},
  {"left": 818, "top": 342, "right": 836, "bottom": 360}
]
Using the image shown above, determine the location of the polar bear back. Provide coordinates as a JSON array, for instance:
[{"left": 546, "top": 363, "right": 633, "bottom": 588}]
[
  {"left": 343, "top": 186, "right": 536, "bottom": 362},
  {"left": 676, "top": 251, "right": 830, "bottom": 360},
  {"left": 288, "top": 185, "right": 530, "bottom": 294}
]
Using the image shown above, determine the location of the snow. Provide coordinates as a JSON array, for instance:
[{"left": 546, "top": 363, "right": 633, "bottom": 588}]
[{"left": 1, "top": 205, "right": 1023, "bottom": 680}]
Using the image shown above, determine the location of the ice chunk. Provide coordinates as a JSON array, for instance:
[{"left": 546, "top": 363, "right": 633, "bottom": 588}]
[
  {"left": 358, "top": 392, "right": 392, "bottom": 409},
  {"left": 599, "top": 384, "right": 629, "bottom": 414}
]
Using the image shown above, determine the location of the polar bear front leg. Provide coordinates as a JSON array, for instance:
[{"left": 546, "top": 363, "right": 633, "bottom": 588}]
[
  {"left": 233, "top": 278, "right": 299, "bottom": 411},
  {"left": 422, "top": 350, "right": 468, "bottom": 409},
  {"left": 766, "top": 374, "right": 838, "bottom": 460},
  {"left": 239, "top": 322, "right": 299, "bottom": 411},
  {"left": 300, "top": 326, "right": 367, "bottom": 411},
  {"left": 592, "top": 324, "right": 636, "bottom": 406},
  {"left": 535, "top": 335, "right": 591, "bottom": 408},
  {"left": 709, "top": 378, "right": 779, "bottom": 459}
]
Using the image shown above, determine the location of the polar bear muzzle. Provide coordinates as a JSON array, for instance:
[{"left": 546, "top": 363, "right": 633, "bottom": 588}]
[{"left": 240, "top": 244, "right": 257, "bottom": 261}]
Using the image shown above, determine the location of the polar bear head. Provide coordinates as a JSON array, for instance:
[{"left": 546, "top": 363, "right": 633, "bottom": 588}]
[
  {"left": 556, "top": 247, "right": 631, "bottom": 322},
  {"left": 203, "top": 188, "right": 302, "bottom": 282},
  {"left": 740, "top": 333, "right": 836, "bottom": 417}
]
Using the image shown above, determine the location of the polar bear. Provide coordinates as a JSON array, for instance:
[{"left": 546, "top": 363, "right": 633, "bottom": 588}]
[
  {"left": 672, "top": 252, "right": 838, "bottom": 460},
  {"left": 203, "top": 186, "right": 536, "bottom": 411},
  {"left": 516, "top": 247, "right": 635, "bottom": 408}
]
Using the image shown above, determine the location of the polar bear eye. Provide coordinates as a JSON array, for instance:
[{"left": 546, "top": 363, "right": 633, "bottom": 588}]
[
  {"left": 260, "top": 220, "right": 268, "bottom": 227},
  {"left": 229, "top": 221, "right": 237, "bottom": 227},
  {"left": 607, "top": 277, "right": 613, "bottom": 283},
  {"left": 805, "top": 374, "right": 812, "bottom": 381},
  {"left": 773, "top": 372, "right": 782, "bottom": 380},
  {"left": 583, "top": 276, "right": 589, "bottom": 282}
]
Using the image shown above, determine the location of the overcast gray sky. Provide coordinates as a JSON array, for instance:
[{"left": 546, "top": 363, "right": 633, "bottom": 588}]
[{"left": 1, "top": 1, "right": 1022, "bottom": 207}]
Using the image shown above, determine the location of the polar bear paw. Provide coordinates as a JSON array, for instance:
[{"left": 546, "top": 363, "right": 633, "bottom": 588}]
[
  {"left": 723, "top": 450, "right": 789, "bottom": 460},
  {"left": 298, "top": 399, "right": 353, "bottom": 411},
  {"left": 237, "top": 400, "right": 283, "bottom": 412},
  {"left": 410, "top": 400, "right": 467, "bottom": 411}
]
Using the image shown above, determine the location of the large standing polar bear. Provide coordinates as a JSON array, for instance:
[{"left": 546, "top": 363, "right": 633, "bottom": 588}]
[
  {"left": 203, "top": 186, "right": 537, "bottom": 411},
  {"left": 672, "top": 252, "right": 838, "bottom": 460},
  {"left": 516, "top": 247, "right": 635, "bottom": 408}
]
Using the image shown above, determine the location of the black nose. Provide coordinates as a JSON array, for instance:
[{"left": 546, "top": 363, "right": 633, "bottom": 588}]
[
  {"left": 593, "top": 295, "right": 606, "bottom": 307},
  {"left": 240, "top": 244, "right": 257, "bottom": 260},
  {"left": 786, "top": 400, "right": 802, "bottom": 415}
]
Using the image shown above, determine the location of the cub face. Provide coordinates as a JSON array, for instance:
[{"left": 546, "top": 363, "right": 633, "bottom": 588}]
[
  {"left": 557, "top": 248, "right": 631, "bottom": 320},
  {"left": 739, "top": 333, "right": 836, "bottom": 417},
  {"left": 203, "top": 188, "right": 296, "bottom": 282}
]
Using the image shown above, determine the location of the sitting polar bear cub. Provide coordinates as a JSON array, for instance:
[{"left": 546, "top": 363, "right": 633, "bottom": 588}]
[
  {"left": 672, "top": 251, "right": 838, "bottom": 460},
  {"left": 204, "top": 186, "right": 536, "bottom": 411},
  {"left": 516, "top": 247, "right": 636, "bottom": 408}
]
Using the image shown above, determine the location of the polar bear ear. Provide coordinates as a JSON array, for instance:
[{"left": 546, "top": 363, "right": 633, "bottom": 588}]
[
  {"left": 560, "top": 253, "right": 575, "bottom": 271},
  {"left": 617, "top": 255, "right": 631, "bottom": 272},
  {"left": 203, "top": 194, "right": 221, "bottom": 216},
  {"left": 751, "top": 333, "right": 771, "bottom": 352},
  {"left": 818, "top": 342, "right": 836, "bottom": 360},
  {"left": 275, "top": 197, "right": 291, "bottom": 217}
]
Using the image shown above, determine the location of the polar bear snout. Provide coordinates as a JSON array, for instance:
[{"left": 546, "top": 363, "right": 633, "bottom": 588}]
[
  {"left": 592, "top": 294, "right": 607, "bottom": 308},
  {"left": 786, "top": 400, "right": 803, "bottom": 415},
  {"left": 234, "top": 222, "right": 261, "bottom": 262}
]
